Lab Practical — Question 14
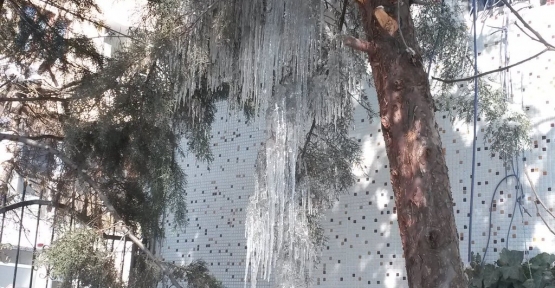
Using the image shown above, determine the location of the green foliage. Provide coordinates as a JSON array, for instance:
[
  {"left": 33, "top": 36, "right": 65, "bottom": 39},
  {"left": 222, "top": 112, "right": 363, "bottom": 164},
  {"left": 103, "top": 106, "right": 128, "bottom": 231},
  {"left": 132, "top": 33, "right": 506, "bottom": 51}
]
[
  {"left": 41, "top": 229, "right": 224, "bottom": 288},
  {"left": 466, "top": 249, "right": 555, "bottom": 288},
  {"left": 295, "top": 117, "right": 362, "bottom": 257},
  {"left": 62, "top": 41, "right": 191, "bottom": 236},
  {"left": 129, "top": 256, "right": 224, "bottom": 288},
  {"left": 39, "top": 229, "right": 124, "bottom": 288},
  {"left": 1, "top": 0, "right": 104, "bottom": 74},
  {"left": 415, "top": 3, "right": 531, "bottom": 161}
]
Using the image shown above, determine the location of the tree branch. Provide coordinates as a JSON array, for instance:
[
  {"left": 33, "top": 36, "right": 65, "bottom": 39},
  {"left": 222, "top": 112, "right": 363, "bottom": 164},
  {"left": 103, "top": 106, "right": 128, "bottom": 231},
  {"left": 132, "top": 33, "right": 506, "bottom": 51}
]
[
  {"left": 432, "top": 48, "right": 548, "bottom": 83},
  {"left": 0, "top": 199, "right": 133, "bottom": 240},
  {"left": 0, "top": 133, "right": 184, "bottom": 288},
  {"left": 338, "top": 0, "right": 349, "bottom": 32},
  {"left": 34, "top": 0, "right": 139, "bottom": 42},
  {"left": 25, "top": 134, "right": 64, "bottom": 141},
  {"left": 524, "top": 168, "right": 555, "bottom": 235},
  {"left": 0, "top": 95, "right": 68, "bottom": 102},
  {"left": 410, "top": 0, "right": 436, "bottom": 5},
  {"left": 498, "top": 0, "right": 555, "bottom": 50},
  {"left": 434, "top": 0, "right": 553, "bottom": 84},
  {"left": 300, "top": 118, "right": 317, "bottom": 162},
  {"left": 341, "top": 35, "right": 373, "bottom": 53}
]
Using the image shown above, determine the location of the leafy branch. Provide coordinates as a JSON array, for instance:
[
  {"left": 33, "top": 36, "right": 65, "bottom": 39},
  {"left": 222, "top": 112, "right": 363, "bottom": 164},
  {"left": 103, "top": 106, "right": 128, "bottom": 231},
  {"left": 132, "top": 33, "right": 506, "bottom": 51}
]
[
  {"left": 433, "top": 0, "right": 554, "bottom": 83},
  {"left": 0, "top": 132, "right": 185, "bottom": 288}
]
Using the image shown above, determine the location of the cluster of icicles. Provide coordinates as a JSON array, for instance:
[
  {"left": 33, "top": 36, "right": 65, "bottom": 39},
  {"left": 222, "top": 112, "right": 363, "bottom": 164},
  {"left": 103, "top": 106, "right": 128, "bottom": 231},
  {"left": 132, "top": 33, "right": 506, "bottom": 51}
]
[{"left": 169, "top": 0, "right": 364, "bottom": 287}]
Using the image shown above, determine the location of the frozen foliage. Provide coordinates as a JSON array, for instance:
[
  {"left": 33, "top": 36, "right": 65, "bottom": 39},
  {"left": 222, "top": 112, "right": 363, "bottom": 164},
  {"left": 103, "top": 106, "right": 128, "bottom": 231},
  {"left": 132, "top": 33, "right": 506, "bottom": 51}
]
[
  {"left": 157, "top": 0, "right": 366, "bottom": 287},
  {"left": 164, "top": 0, "right": 366, "bottom": 126}
]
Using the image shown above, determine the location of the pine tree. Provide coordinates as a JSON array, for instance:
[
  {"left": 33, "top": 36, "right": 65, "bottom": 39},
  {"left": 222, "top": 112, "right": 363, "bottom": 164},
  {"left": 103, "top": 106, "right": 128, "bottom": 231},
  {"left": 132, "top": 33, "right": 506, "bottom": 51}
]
[{"left": 1, "top": 1, "right": 225, "bottom": 287}]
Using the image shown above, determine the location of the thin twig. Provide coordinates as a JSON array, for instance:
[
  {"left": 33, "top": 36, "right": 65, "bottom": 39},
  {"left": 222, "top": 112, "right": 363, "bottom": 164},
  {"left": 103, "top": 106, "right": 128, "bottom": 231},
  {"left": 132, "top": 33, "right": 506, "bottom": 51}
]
[
  {"left": 300, "top": 118, "right": 317, "bottom": 162},
  {"left": 514, "top": 22, "right": 539, "bottom": 43},
  {"left": 432, "top": 48, "right": 548, "bottom": 83},
  {"left": 435, "top": 0, "right": 554, "bottom": 83},
  {"left": 498, "top": 0, "right": 555, "bottom": 49},
  {"left": 524, "top": 167, "right": 555, "bottom": 220},
  {"left": 175, "top": 0, "right": 225, "bottom": 35},
  {"left": 33, "top": 0, "right": 139, "bottom": 42}
]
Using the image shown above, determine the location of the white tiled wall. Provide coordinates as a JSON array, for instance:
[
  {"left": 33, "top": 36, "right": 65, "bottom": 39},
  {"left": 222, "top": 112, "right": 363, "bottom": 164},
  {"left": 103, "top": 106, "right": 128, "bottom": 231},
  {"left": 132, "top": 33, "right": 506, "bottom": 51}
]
[{"left": 158, "top": 5, "right": 555, "bottom": 287}]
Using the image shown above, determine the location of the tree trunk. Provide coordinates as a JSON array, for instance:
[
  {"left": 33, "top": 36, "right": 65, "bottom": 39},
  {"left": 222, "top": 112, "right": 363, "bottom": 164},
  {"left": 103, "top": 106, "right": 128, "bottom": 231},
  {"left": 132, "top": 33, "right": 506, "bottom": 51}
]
[
  {"left": 352, "top": 1, "right": 467, "bottom": 287},
  {"left": 0, "top": 160, "right": 14, "bottom": 197}
]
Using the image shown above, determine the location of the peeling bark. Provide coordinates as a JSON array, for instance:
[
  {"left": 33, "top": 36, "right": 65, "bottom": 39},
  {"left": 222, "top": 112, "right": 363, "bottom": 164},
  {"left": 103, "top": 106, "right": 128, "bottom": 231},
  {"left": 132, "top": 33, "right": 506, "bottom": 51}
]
[{"left": 353, "top": 0, "right": 467, "bottom": 287}]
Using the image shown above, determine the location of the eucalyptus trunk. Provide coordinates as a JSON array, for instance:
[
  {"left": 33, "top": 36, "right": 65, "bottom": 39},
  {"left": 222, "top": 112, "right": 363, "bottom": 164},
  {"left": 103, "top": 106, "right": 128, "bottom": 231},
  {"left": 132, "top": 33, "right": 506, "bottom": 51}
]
[{"left": 350, "top": 1, "right": 467, "bottom": 286}]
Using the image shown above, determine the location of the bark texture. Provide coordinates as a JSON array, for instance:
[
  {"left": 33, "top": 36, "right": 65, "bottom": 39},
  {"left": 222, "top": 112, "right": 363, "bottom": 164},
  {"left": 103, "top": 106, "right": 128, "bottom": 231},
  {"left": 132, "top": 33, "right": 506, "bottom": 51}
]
[{"left": 354, "top": 0, "right": 467, "bottom": 287}]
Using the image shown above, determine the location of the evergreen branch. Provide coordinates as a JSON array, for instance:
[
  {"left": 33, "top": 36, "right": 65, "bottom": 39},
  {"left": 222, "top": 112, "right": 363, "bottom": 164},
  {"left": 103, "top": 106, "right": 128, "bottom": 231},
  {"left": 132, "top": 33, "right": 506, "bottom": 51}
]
[
  {"left": 0, "top": 132, "right": 185, "bottom": 288},
  {"left": 175, "top": 0, "right": 225, "bottom": 35},
  {"left": 432, "top": 48, "right": 549, "bottom": 83},
  {"left": 0, "top": 199, "right": 133, "bottom": 240},
  {"left": 33, "top": 0, "right": 139, "bottom": 42},
  {"left": 0, "top": 95, "right": 68, "bottom": 102},
  {"left": 300, "top": 118, "right": 317, "bottom": 162}
]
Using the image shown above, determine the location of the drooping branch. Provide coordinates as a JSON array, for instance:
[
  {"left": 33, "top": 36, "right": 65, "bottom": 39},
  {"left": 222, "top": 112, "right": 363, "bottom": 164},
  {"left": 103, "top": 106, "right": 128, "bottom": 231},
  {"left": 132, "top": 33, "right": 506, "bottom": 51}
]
[
  {"left": 300, "top": 118, "right": 316, "bottom": 163},
  {"left": 434, "top": 0, "right": 553, "bottom": 83},
  {"left": 498, "top": 0, "right": 555, "bottom": 50},
  {"left": 0, "top": 199, "right": 77, "bottom": 217},
  {"left": 0, "top": 132, "right": 184, "bottom": 288},
  {"left": 523, "top": 167, "right": 555, "bottom": 236},
  {"left": 32, "top": 0, "right": 139, "bottom": 42},
  {"left": 0, "top": 95, "right": 68, "bottom": 102},
  {"left": 0, "top": 199, "right": 133, "bottom": 240},
  {"left": 432, "top": 48, "right": 549, "bottom": 83}
]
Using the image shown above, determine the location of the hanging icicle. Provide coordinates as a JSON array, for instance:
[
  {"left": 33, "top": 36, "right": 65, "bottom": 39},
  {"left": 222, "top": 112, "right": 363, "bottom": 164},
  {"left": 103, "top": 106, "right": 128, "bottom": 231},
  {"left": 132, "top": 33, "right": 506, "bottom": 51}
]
[{"left": 161, "top": 0, "right": 367, "bottom": 286}]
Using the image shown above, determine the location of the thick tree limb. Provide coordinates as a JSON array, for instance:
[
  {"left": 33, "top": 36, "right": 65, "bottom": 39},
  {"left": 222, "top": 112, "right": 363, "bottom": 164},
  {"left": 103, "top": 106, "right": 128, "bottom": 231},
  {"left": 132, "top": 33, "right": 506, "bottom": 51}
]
[
  {"left": 0, "top": 133, "right": 184, "bottom": 288},
  {"left": 432, "top": 48, "right": 548, "bottom": 83},
  {"left": 24, "top": 134, "right": 64, "bottom": 141},
  {"left": 341, "top": 35, "right": 373, "bottom": 53}
]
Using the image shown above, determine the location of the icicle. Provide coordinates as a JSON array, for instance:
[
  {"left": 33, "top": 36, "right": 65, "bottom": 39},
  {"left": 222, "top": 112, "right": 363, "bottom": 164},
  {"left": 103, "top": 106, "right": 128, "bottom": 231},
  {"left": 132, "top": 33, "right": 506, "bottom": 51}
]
[{"left": 168, "top": 0, "right": 367, "bottom": 287}]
